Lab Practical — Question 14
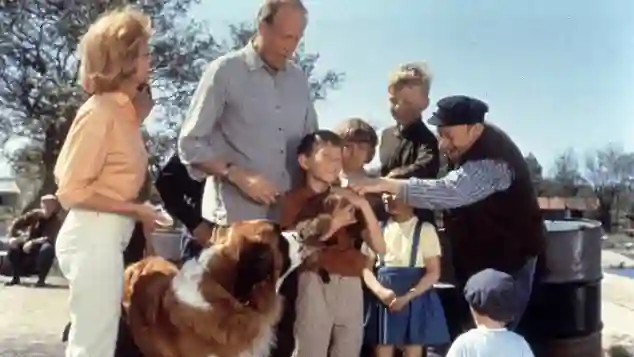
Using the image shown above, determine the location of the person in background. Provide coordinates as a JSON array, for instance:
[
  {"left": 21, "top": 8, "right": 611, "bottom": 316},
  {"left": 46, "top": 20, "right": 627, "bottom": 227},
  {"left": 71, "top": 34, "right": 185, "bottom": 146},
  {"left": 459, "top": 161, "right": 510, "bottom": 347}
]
[
  {"left": 155, "top": 152, "right": 212, "bottom": 261},
  {"left": 53, "top": 7, "right": 161, "bottom": 357},
  {"left": 446, "top": 269, "right": 534, "bottom": 357},
  {"left": 349, "top": 95, "right": 544, "bottom": 333},
  {"left": 379, "top": 63, "right": 440, "bottom": 223},
  {"left": 363, "top": 193, "right": 449, "bottom": 357},
  {"left": 5, "top": 194, "right": 62, "bottom": 287}
]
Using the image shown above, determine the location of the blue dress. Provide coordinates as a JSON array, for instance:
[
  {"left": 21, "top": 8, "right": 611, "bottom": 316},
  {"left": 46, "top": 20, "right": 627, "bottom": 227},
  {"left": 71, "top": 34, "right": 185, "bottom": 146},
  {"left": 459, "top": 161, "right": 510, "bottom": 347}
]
[{"left": 364, "top": 220, "right": 450, "bottom": 346}]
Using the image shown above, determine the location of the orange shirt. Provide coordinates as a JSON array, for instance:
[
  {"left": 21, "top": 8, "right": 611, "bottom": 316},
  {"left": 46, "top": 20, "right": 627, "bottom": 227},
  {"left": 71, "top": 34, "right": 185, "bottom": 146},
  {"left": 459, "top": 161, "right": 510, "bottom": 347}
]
[
  {"left": 55, "top": 92, "right": 148, "bottom": 209},
  {"left": 280, "top": 187, "right": 368, "bottom": 277}
]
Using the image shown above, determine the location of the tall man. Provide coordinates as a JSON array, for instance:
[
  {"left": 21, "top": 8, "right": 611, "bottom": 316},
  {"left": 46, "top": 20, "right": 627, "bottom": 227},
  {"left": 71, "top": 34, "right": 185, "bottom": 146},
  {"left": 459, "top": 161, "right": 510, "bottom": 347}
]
[
  {"left": 350, "top": 95, "right": 545, "bottom": 330},
  {"left": 178, "top": 1, "right": 317, "bottom": 356}
]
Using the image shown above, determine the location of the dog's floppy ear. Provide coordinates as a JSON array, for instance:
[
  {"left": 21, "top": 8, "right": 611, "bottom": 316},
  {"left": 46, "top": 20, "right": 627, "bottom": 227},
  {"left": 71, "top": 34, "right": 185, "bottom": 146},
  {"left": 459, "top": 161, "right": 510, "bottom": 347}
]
[{"left": 233, "top": 242, "right": 275, "bottom": 304}]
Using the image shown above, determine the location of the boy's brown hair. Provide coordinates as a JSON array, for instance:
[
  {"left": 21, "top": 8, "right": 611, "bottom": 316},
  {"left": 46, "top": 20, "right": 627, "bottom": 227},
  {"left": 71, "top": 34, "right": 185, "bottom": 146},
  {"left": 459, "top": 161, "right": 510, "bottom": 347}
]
[
  {"left": 334, "top": 118, "right": 378, "bottom": 164},
  {"left": 387, "top": 62, "right": 432, "bottom": 94}
]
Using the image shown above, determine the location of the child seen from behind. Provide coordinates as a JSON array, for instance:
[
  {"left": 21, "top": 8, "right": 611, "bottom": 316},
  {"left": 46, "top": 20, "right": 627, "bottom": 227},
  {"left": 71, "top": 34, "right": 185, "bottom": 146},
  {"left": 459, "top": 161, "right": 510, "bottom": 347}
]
[{"left": 446, "top": 269, "right": 534, "bottom": 357}]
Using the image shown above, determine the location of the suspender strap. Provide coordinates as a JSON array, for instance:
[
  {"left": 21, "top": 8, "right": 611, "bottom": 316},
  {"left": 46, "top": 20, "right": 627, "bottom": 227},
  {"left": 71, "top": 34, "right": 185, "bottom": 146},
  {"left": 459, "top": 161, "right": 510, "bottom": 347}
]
[
  {"left": 376, "top": 221, "right": 387, "bottom": 267},
  {"left": 408, "top": 220, "right": 424, "bottom": 268}
]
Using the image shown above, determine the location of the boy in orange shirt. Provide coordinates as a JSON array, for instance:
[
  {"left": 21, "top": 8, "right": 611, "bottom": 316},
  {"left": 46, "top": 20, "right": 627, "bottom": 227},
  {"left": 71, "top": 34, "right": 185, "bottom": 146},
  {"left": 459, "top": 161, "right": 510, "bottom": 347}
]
[{"left": 280, "top": 129, "right": 385, "bottom": 357}]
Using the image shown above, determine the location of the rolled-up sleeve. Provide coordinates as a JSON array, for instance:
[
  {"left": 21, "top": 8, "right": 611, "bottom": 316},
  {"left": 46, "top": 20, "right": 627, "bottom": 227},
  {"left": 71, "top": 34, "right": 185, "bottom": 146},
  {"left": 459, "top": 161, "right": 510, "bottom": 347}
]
[
  {"left": 54, "top": 107, "right": 111, "bottom": 209},
  {"left": 178, "top": 60, "right": 228, "bottom": 180}
]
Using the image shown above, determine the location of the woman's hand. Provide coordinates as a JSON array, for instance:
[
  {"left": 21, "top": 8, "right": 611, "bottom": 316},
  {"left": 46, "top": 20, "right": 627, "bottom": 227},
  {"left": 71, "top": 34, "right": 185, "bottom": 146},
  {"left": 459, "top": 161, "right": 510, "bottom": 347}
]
[{"left": 133, "top": 203, "right": 161, "bottom": 234}]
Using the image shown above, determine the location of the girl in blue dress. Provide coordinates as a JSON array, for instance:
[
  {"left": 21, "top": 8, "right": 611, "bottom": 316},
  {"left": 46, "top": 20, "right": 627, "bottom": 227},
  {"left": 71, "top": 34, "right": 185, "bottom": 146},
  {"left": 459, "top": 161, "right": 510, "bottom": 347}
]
[{"left": 363, "top": 194, "right": 450, "bottom": 357}]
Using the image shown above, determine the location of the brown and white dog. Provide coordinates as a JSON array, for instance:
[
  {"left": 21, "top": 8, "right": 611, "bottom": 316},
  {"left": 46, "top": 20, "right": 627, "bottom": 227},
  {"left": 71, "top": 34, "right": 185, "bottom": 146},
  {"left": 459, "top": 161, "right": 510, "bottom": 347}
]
[{"left": 122, "top": 219, "right": 303, "bottom": 357}]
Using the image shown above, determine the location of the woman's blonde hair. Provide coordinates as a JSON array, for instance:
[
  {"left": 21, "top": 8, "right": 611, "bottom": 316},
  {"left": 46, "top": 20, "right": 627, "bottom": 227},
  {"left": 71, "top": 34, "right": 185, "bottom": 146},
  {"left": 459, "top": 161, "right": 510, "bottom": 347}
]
[{"left": 78, "top": 6, "right": 152, "bottom": 94}]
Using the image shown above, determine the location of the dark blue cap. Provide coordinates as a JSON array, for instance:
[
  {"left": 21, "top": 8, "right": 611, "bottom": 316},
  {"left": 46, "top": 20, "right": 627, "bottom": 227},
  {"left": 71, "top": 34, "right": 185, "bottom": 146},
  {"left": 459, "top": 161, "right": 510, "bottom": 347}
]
[
  {"left": 427, "top": 95, "right": 489, "bottom": 127},
  {"left": 463, "top": 268, "right": 518, "bottom": 322}
]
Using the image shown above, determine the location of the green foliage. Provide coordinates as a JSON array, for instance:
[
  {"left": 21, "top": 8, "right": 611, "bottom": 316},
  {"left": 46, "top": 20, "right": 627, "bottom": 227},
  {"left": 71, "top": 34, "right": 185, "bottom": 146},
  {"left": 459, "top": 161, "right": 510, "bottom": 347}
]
[{"left": 0, "top": 0, "right": 344, "bottom": 205}]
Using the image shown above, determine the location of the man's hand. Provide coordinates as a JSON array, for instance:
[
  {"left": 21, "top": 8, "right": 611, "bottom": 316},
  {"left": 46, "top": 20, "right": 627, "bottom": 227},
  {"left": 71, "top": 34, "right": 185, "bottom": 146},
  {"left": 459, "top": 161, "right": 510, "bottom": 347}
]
[
  {"left": 133, "top": 83, "right": 154, "bottom": 121},
  {"left": 331, "top": 187, "right": 369, "bottom": 209},
  {"left": 22, "top": 240, "right": 34, "bottom": 254},
  {"left": 192, "top": 221, "right": 215, "bottom": 246},
  {"left": 386, "top": 168, "right": 405, "bottom": 178},
  {"left": 33, "top": 237, "right": 48, "bottom": 244},
  {"left": 348, "top": 177, "right": 401, "bottom": 196},
  {"left": 228, "top": 166, "right": 279, "bottom": 205},
  {"left": 7, "top": 237, "right": 22, "bottom": 249}
]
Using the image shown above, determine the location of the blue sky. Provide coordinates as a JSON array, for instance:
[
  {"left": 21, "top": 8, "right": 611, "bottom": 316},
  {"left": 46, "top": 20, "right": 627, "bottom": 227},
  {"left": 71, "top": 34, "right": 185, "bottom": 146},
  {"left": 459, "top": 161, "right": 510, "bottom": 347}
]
[
  {"left": 193, "top": 0, "right": 634, "bottom": 173},
  {"left": 3, "top": 0, "right": 631, "bottom": 178}
]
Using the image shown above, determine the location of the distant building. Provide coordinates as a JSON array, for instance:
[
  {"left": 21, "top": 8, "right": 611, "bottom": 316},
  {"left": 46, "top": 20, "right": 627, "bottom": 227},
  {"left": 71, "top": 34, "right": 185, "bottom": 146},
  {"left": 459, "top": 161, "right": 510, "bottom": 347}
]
[{"left": 538, "top": 196, "right": 599, "bottom": 220}]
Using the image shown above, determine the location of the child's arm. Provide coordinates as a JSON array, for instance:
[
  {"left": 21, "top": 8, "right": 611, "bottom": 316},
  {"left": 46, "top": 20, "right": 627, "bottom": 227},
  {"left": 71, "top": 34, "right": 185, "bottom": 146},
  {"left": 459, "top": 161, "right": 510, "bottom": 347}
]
[
  {"left": 360, "top": 203, "right": 386, "bottom": 254},
  {"left": 361, "top": 248, "right": 395, "bottom": 305}
]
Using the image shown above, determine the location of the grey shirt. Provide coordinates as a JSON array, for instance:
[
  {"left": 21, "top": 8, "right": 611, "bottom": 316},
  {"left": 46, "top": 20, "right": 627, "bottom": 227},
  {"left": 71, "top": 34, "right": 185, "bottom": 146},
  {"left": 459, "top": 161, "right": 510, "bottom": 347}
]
[{"left": 178, "top": 44, "right": 318, "bottom": 225}]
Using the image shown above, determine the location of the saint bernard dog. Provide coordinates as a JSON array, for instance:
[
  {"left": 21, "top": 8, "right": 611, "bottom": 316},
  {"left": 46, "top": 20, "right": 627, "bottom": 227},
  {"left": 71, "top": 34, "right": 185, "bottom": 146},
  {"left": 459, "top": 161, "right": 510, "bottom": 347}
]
[{"left": 122, "top": 219, "right": 303, "bottom": 357}]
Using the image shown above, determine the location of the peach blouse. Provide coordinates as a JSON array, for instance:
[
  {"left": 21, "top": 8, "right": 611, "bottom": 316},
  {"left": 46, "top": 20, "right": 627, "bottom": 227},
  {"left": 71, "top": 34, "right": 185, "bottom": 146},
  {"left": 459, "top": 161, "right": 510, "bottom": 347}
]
[{"left": 55, "top": 92, "right": 148, "bottom": 209}]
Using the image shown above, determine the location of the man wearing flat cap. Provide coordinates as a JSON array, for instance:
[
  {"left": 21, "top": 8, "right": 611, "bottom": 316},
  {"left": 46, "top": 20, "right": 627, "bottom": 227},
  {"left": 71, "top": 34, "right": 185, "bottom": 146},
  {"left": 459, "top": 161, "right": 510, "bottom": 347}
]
[
  {"left": 446, "top": 269, "right": 535, "bottom": 357},
  {"left": 349, "top": 95, "right": 545, "bottom": 331}
]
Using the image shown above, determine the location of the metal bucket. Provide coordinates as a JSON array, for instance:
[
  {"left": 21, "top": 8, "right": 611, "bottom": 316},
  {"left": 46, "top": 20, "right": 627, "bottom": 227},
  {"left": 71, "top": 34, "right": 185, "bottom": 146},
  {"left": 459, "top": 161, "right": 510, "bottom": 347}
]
[{"left": 151, "top": 230, "right": 182, "bottom": 261}]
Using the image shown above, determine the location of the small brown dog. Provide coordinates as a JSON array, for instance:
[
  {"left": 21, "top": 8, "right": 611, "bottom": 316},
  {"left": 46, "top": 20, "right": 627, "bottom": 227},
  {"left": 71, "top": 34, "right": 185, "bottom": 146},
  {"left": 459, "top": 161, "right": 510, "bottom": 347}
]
[{"left": 122, "top": 220, "right": 291, "bottom": 357}]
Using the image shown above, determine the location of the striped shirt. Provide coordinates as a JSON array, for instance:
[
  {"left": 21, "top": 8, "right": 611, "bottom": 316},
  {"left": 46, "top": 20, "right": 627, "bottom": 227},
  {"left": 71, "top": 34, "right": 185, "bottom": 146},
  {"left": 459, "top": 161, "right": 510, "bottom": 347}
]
[{"left": 398, "top": 159, "right": 512, "bottom": 210}]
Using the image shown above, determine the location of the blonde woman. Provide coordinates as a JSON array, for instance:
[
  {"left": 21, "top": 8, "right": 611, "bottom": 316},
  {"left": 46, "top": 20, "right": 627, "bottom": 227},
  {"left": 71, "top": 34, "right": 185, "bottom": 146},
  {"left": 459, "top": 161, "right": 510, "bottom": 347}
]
[{"left": 54, "top": 7, "right": 161, "bottom": 357}]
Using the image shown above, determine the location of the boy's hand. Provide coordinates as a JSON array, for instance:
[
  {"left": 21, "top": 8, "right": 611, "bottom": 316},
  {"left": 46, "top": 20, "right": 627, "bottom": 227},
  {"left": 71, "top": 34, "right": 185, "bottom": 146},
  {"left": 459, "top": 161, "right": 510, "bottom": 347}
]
[{"left": 326, "top": 203, "right": 356, "bottom": 240}]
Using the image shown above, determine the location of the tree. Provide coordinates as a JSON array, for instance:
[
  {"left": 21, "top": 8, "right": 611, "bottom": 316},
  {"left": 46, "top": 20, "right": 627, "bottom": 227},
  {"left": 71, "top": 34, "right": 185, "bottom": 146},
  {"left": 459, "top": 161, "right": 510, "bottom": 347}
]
[
  {"left": 0, "top": 1, "right": 343, "bottom": 209},
  {"left": 583, "top": 143, "right": 634, "bottom": 231},
  {"left": 524, "top": 153, "right": 543, "bottom": 185},
  {"left": 550, "top": 148, "right": 583, "bottom": 196}
]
